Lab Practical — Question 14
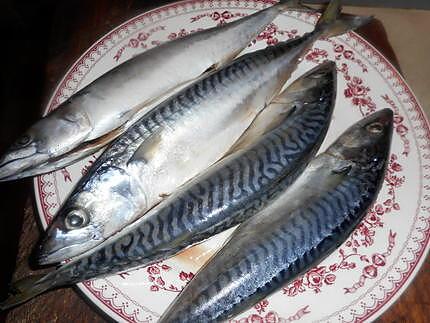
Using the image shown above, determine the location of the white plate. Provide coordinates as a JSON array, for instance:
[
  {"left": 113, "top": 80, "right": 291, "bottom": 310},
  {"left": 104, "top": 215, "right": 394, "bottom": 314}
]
[{"left": 34, "top": 0, "right": 430, "bottom": 321}]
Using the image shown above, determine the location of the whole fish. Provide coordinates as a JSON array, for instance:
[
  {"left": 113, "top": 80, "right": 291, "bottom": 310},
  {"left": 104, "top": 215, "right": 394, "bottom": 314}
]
[
  {"left": 0, "top": 0, "right": 304, "bottom": 181},
  {"left": 35, "top": 0, "right": 371, "bottom": 265},
  {"left": 159, "top": 108, "right": 393, "bottom": 322},
  {"left": 0, "top": 61, "right": 336, "bottom": 311}
]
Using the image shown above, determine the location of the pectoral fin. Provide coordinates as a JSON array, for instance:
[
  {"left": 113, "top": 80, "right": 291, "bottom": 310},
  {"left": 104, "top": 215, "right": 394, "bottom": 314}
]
[
  {"left": 128, "top": 127, "right": 164, "bottom": 165},
  {"left": 227, "top": 101, "right": 296, "bottom": 154}
]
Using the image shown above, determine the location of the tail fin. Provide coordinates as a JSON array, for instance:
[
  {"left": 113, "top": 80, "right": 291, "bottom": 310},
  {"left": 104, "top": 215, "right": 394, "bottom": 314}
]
[
  {"left": 0, "top": 274, "right": 52, "bottom": 311},
  {"left": 314, "top": 0, "right": 373, "bottom": 38}
]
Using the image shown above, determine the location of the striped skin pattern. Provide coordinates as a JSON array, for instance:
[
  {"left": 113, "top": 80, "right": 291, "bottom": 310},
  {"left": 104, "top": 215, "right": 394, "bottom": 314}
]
[
  {"left": 35, "top": 63, "right": 337, "bottom": 289},
  {"left": 37, "top": 27, "right": 327, "bottom": 265},
  {"left": 159, "top": 109, "right": 393, "bottom": 322},
  {"left": 96, "top": 32, "right": 321, "bottom": 167}
]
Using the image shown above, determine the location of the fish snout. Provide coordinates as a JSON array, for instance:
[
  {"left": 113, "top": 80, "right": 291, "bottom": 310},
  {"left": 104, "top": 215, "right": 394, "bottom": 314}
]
[
  {"left": 0, "top": 134, "right": 47, "bottom": 181},
  {"left": 0, "top": 151, "right": 36, "bottom": 181},
  {"left": 35, "top": 219, "right": 102, "bottom": 265},
  {"left": 34, "top": 226, "right": 69, "bottom": 265},
  {"left": 369, "top": 108, "right": 394, "bottom": 130}
]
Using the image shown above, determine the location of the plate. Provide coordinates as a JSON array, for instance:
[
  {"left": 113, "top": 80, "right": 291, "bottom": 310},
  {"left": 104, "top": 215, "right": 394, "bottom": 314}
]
[{"left": 34, "top": 0, "right": 430, "bottom": 321}]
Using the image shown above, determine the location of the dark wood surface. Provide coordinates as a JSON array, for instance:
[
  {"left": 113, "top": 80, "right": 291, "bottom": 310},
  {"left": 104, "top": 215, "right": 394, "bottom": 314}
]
[{"left": 0, "top": 1, "right": 429, "bottom": 322}]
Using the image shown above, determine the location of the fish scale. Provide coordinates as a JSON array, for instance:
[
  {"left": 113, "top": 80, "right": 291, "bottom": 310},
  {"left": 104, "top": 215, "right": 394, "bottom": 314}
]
[{"left": 159, "top": 109, "right": 393, "bottom": 322}]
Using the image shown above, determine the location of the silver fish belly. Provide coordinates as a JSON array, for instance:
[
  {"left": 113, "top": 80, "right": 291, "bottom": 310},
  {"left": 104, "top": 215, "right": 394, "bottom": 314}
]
[
  {"left": 0, "top": 0, "right": 301, "bottom": 181},
  {"left": 159, "top": 108, "right": 393, "bottom": 322},
  {"left": 36, "top": 25, "right": 326, "bottom": 265}
]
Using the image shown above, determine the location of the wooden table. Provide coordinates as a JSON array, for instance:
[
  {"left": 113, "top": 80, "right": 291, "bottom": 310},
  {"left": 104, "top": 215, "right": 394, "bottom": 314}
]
[{"left": 1, "top": 1, "right": 429, "bottom": 322}]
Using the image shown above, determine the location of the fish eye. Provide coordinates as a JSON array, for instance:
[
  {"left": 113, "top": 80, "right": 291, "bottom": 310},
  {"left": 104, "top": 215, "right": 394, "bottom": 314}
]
[
  {"left": 366, "top": 122, "right": 383, "bottom": 134},
  {"left": 16, "top": 134, "right": 32, "bottom": 146},
  {"left": 65, "top": 209, "right": 89, "bottom": 230}
]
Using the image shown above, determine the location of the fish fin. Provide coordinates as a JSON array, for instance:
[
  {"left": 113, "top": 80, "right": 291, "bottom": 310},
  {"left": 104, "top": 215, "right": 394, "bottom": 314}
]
[
  {"left": 227, "top": 100, "right": 296, "bottom": 154},
  {"left": 20, "top": 123, "right": 128, "bottom": 177},
  {"left": 0, "top": 124, "right": 125, "bottom": 181},
  {"left": 0, "top": 274, "right": 52, "bottom": 311},
  {"left": 118, "top": 103, "right": 147, "bottom": 126},
  {"left": 128, "top": 127, "right": 164, "bottom": 165},
  {"left": 314, "top": 0, "right": 372, "bottom": 38},
  {"left": 332, "top": 164, "right": 352, "bottom": 175},
  {"left": 77, "top": 123, "right": 127, "bottom": 152}
]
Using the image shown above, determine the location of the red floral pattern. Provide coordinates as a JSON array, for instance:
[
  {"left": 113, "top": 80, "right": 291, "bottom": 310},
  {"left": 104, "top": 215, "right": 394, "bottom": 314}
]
[
  {"left": 190, "top": 10, "right": 246, "bottom": 24},
  {"left": 381, "top": 94, "right": 410, "bottom": 156},
  {"left": 167, "top": 28, "right": 204, "bottom": 41},
  {"left": 113, "top": 26, "right": 166, "bottom": 61},
  {"left": 254, "top": 300, "right": 269, "bottom": 314},
  {"left": 146, "top": 262, "right": 194, "bottom": 293},
  {"left": 230, "top": 304, "right": 310, "bottom": 323},
  {"left": 251, "top": 23, "right": 298, "bottom": 46},
  {"left": 81, "top": 154, "right": 98, "bottom": 176},
  {"left": 338, "top": 63, "right": 377, "bottom": 115},
  {"left": 305, "top": 48, "right": 328, "bottom": 64},
  {"left": 344, "top": 230, "right": 397, "bottom": 293},
  {"left": 328, "top": 40, "right": 369, "bottom": 73},
  {"left": 60, "top": 168, "right": 72, "bottom": 182}
]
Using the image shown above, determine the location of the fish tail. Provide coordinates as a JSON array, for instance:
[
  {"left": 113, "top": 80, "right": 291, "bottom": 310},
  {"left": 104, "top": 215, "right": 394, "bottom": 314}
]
[
  {"left": 314, "top": 0, "right": 372, "bottom": 38},
  {"left": 0, "top": 274, "right": 53, "bottom": 311}
]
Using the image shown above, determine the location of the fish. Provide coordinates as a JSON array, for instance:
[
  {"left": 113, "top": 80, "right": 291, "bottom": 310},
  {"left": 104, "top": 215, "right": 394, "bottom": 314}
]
[
  {"left": 35, "top": 0, "right": 371, "bottom": 265},
  {"left": 0, "top": 60, "right": 337, "bottom": 311},
  {"left": 0, "top": 0, "right": 305, "bottom": 181},
  {"left": 159, "top": 108, "right": 393, "bottom": 322}
]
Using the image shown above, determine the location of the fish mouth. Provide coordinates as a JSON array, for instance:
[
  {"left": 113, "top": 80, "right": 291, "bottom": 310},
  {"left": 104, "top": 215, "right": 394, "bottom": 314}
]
[
  {"left": 0, "top": 150, "right": 48, "bottom": 181},
  {"left": 35, "top": 239, "right": 83, "bottom": 266},
  {"left": 35, "top": 225, "right": 102, "bottom": 265},
  {"left": 0, "top": 160, "right": 33, "bottom": 181},
  {"left": 306, "top": 60, "right": 336, "bottom": 78},
  {"left": 366, "top": 108, "right": 393, "bottom": 126}
]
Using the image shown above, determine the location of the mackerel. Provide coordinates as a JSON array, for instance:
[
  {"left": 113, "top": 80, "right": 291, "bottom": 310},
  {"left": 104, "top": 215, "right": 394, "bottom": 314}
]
[{"left": 160, "top": 109, "right": 393, "bottom": 322}]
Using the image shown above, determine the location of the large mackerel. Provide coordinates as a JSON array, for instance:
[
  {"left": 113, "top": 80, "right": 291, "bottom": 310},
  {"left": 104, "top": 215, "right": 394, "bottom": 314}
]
[
  {"left": 160, "top": 109, "right": 393, "bottom": 322},
  {"left": 0, "top": 61, "right": 336, "bottom": 310},
  {"left": 0, "top": 0, "right": 303, "bottom": 181},
  {"left": 36, "top": 0, "right": 370, "bottom": 265}
]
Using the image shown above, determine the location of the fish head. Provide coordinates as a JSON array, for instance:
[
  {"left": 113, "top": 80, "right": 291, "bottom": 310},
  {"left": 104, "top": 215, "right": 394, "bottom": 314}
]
[
  {"left": 0, "top": 106, "right": 92, "bottom": 181},
  {"left": 35, "top": 166, "right": 142, "bottom": 264},
  {"left": 282, "top": 60, "right": 337, "bottom": 107},
  {"left": 327, "top": 108, "right": 393, "bottom": 167}
]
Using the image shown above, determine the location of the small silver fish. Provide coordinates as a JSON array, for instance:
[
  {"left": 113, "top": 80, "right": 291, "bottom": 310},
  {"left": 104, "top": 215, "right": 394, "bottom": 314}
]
[
  {"left": 0, "top": 0, "right": 304, "bottom": 181},
  {"left": 159, "top": 108, "right": 393, "bottom": 322},
  {"left": 0, "top": 61, "right": 336, "bottom": 311},
  {"left": 35, "top": 0, "right": 370, "bottom": 265}
]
